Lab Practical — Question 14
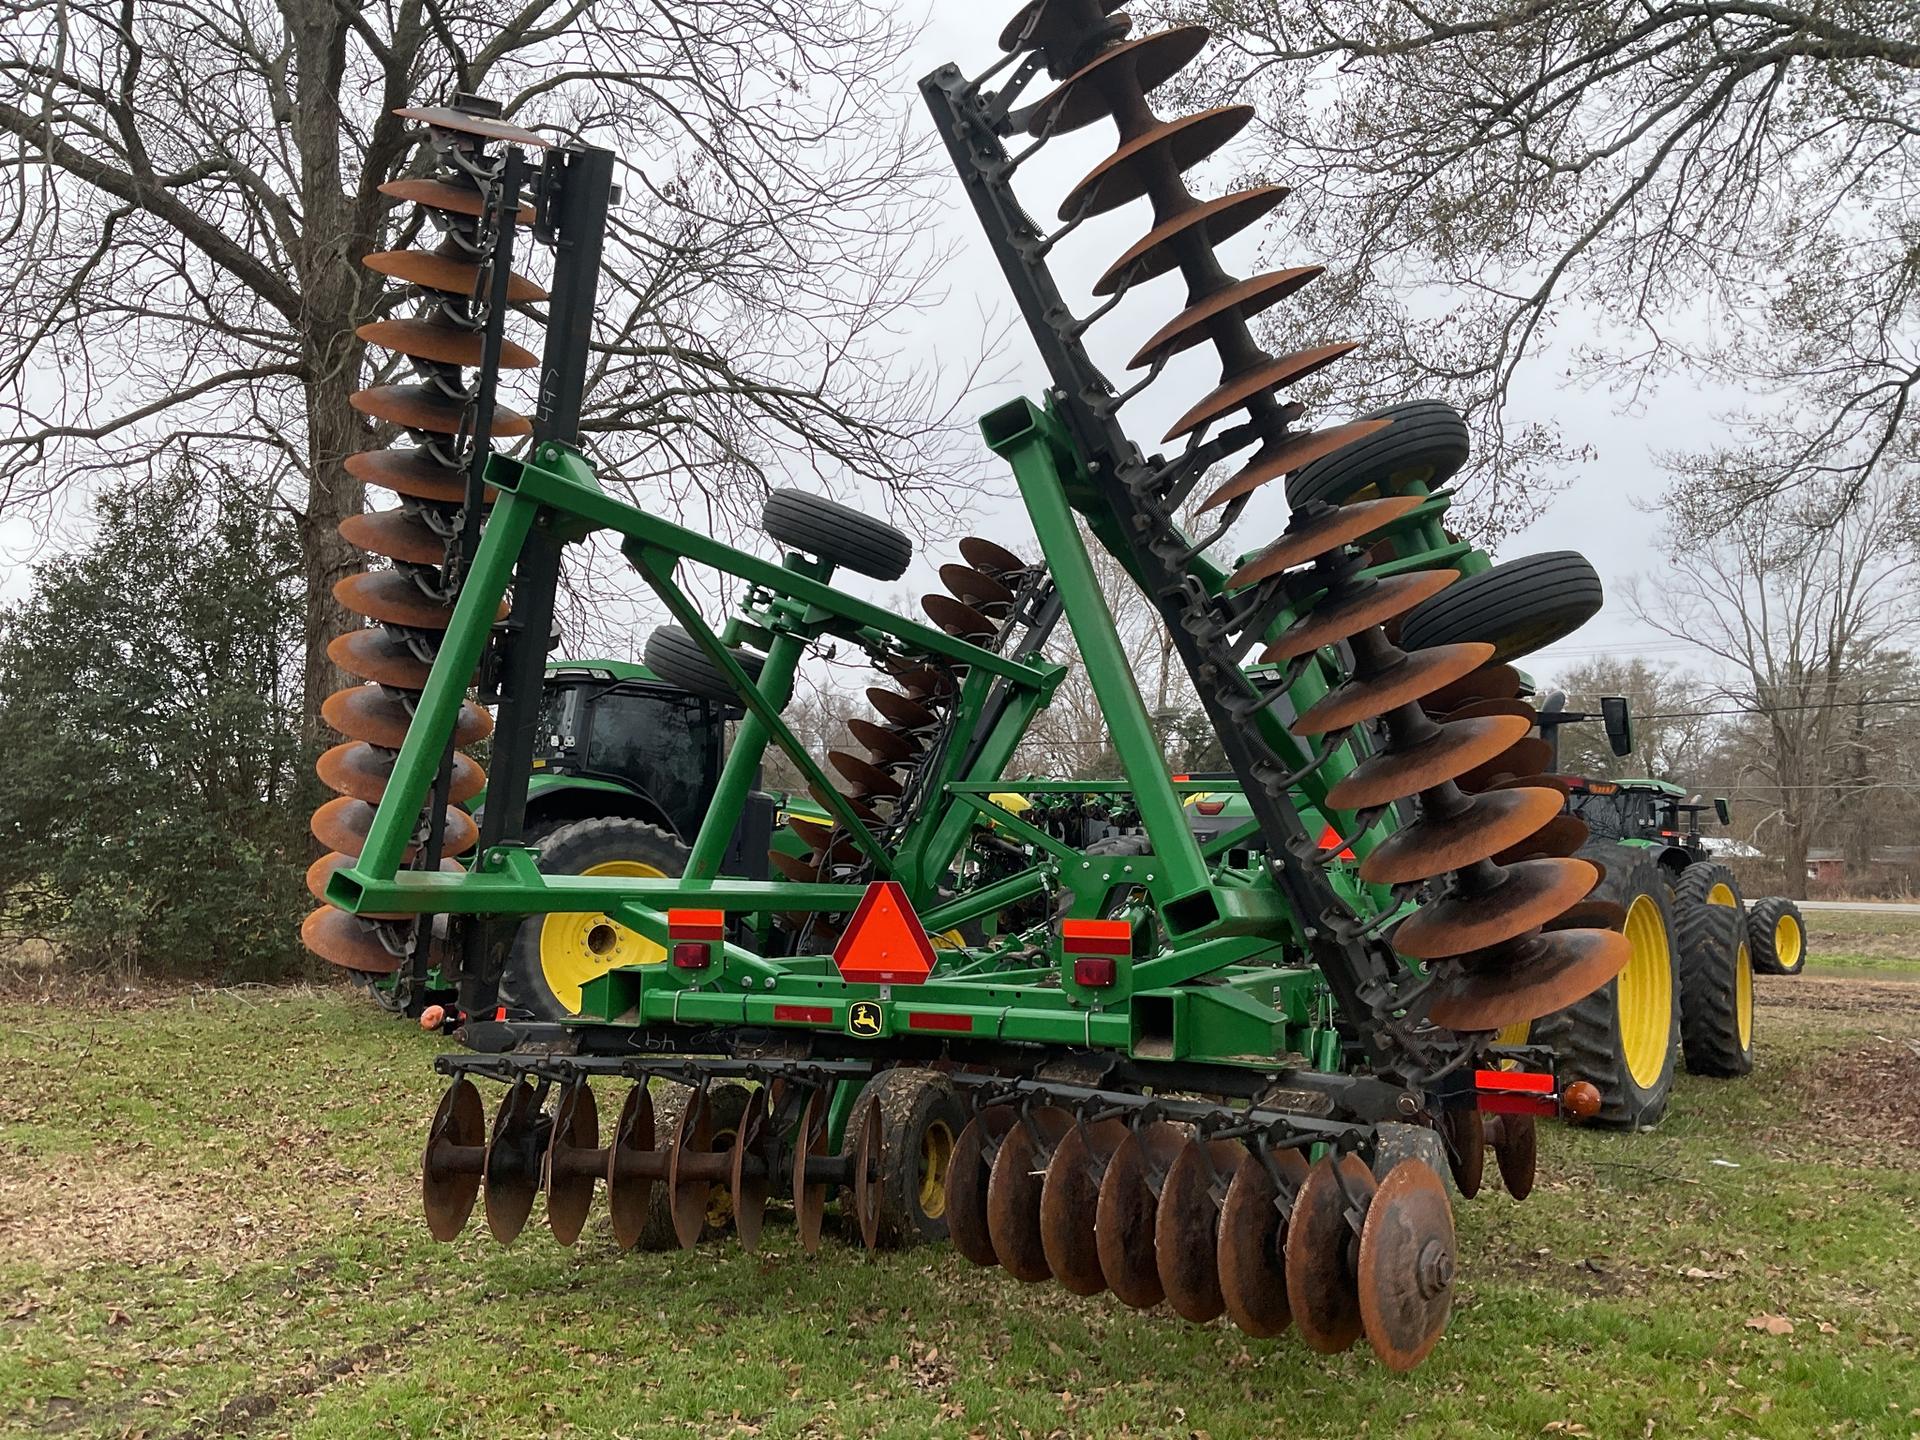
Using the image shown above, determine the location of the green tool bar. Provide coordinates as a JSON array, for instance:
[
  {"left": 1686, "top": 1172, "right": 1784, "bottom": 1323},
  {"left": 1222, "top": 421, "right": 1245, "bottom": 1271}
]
[
  {"left": 941, "top": 779, "right": 1238, "bottom": 795},
  {"left": 332, "top": 870, "right": 868, "bottom": 917}
]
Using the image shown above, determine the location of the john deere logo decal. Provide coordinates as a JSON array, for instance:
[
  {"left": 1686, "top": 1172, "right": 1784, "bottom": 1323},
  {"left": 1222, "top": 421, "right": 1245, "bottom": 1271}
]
[{"left": 847, "top": 1001, "right": 883, "bottom": 1037}]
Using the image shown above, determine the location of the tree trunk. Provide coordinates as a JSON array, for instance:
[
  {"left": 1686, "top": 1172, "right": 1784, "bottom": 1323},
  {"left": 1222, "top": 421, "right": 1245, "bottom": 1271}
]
[
  {"left": 1780, "top": 815, "right": 1810, "bottom": 900},
  {"left": 298, "top": 380, "right": 367, "bottom": 747}
]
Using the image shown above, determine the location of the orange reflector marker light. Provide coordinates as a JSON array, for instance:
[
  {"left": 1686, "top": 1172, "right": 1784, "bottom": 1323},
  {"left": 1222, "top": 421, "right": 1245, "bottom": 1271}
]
[
  {"left": 668, "top": 908, "right": 725, "bottom": 941},
  {"left": 419, "top": 1004, "right": 446, "bottom": 1031},
  {"left": 773, "top": 1003, "right": 833, "bottom": 1025},
  {"left": 832, "top": 881, "right": 937, "bottom": 984},
  {"left": 1194, "top": 798, "right": 1227, "bottom": 815},
  {"left": 907, "top": 1011, "right": 972, "bottom": 1033},
  {"left": 1475, "top": 1068, "right": 1555, "bottom": 1095},
  {"left": 1316, "top": 823, "right": 1355, "bottom": 861},
  {"left": 1562, "top": 1080, "right": 1603, "bottom": 1120},
  {"left": 1061, "top": 918, "right": 1131, "bottom": 956}
]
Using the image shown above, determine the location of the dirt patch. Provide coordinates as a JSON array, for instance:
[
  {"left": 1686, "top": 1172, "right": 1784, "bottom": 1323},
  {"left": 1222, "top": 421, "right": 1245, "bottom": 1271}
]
[
  {"left": 1756, "top": 971, "right": 1920, "bottom": 1018},
  {"left": 157, "top": 1323, "right": 426, "bottom": 1440},
  {"left": 1799, "top": 1038, "right": 1920, "bottom": 1153},
  {"left": 0, "top": 1163, "right": 286, "bottom": 1272}
]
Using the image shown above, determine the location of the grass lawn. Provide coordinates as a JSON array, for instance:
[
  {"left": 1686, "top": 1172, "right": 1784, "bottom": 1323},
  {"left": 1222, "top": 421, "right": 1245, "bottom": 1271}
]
[{"left": 2, "top": 965, "right": 1917, "bottom": 1439}]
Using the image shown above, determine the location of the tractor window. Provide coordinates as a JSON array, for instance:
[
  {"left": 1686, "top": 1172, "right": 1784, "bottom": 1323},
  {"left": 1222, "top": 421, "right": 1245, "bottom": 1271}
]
[
  {"left": 582, "top": 688, "right": 717, "bottom": 832},
  {"left": 537, "top": 684, "right": 583, "bottom": 760}
]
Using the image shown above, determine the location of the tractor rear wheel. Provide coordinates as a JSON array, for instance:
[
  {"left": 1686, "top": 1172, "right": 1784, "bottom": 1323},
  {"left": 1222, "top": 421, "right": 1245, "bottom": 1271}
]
[
  {"left": 1747, "top": 896, "right": 1807, "bottom": 975},
  {"left": 1397, "top": 551, "right": 1604, "bottom": 663},
  {"left": 501, "top": 817, "right": 689, "bottom": 1023},
  {"left": 762, "top": 489, "right": 913, "bottom": 581},
  {"left": 642, "top": 625, "right": 766, "bottom": 703},
  {"left": 637, "top": 1082, "right": 752, "bottom": 1249},
  {"left": 1285, "top": 399, "right": 1470, "bottom": 509},
  {"left": 1673, "top": 863, "right": 1755, "bottom": 1076},
  {"left": 842, "top": 1068, "right": 968, "bottom": 1248},
  {"left": 1529, "top": 846, "right": 1680, "bottom": 1128}
]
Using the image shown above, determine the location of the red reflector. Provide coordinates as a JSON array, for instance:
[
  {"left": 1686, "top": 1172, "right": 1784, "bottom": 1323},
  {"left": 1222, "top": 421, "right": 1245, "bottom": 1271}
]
[
  {"left": 668, "top": 907, "right": 725, "bottom": 940},
  {"left": 832, "top": 881, "right": 937, "bottom": 984},
  {"left": 772, "top": 1004, "right": 832, "bottom": 1024},
  {"left": 1072, "top": 956, "right": 1117, "bottom": 988},
  {"left": 1316, "top": 823, "right": 1355, "bottom": 861},
  {"left": 671, "top": 942, "right": 711, "bottom": 970},
  {"left": 907, "top": 1011, "right": 972, "bottom": 1033},
  {"left": 494, "top": 1006, "right": 507, "bottom": 1022},
  {"left": 1480, "top": 1092, "right": 1558, "bottom": 1117},
  {"left": 1172, "top": 774, "right": 1190, "bottom": 782},
  {"left": 1475, "top": 1068, "right": 1555, "bottom": 1095},
  {"left": 1062, "top": 918, "right": 1131, "bottom": 956},
  {"left": 1195, "top": 798, "right": 1227, "bottom": 815}
]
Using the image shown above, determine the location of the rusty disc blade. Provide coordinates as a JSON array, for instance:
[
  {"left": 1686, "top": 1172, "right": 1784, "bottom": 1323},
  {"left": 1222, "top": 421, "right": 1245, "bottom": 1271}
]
[
  {"left": 1218, "top": 1146, "right": 1309, "bottom": 1338},
  {"left": 351, "top": 383, "right": 532, "bottom": 439},
  {"left": 318, "top": 740, "right": 485, "bottom": 807},
  {"left": 1132, "top": 266, "right": 1323, "bottom": 371},
  {"left": 846, "top": 717, "right": 920, "bottom": 766},
  {"left": 1292, "top": 642, "right": 1496, "bottom": 736},
  {"left": 300, "top": 906, "right": 404, "bottom": 973},
  {"left": 769, "top": 849, "right": 821, "bottom": 884},
  {"left": 729, "top": 1089, "right": 771, "bottom": 1253},
  {"left": 378, "top": 177, "right": 535, "bottom": 225},
  {"left": 939, "top": 562, "right": 1015, "bottom": 614},
  {"left": 1489, "top": 1113, "right": 1538, "bottom": 1200},
  {"left": 309, "top": 795, "right": 407, "bottom": 859},
  {"left": 326, "top": 627, "right": 433, "bottom": 689},
  {"left": 1224, "top": 495, "right": 1422, "bottom": 588},
  {"left": 808, "top": 782, "right": 882, "bottom": 826},
  {"left": 1164, "top": 341, "right": 1362, "bottom": 443},
  {"left": 545, "top": 1081, "right": 600, "bottom": 1246},
  {"left": 877, "top": 655, "right": 957, "bottom": 698},
  {"left": 1357, "top": 1159, "right": 1456, "bottom": 1372},
  {"left": 792, "top": 1090, "right": 830, "bottom": 1254},
  {"left": 1261, "top": 569, "right": 1458, "bottom": 664},
  {"left": 1095, "top": 1121, "right": 1187, "bottom": 1309},
  {"left": 335, "top": 570, "right": 509, "bottom": 631},
  {"left": 1201, "top": 419, "right": 1397, "bottom": 514},
  {"left": 1062, "top": 106, "right": 1256, "bottom": 221},
  {"left": 1439, "top": 1108, "right": 1485, "bottom": 1200},
  {"left": 787, "top": 816, "right": 857, "bottom": 861},
  {"left": 483, "top": 1082, "right": 543, "bottom": 1244},
  {"left": 987, "top": 1107, "right": 1073, "bottom": 1282},
  {"left": 922, "top": 593, "right": 999, "bottom": 642},
  {"left": 605, "top": 1084, "right": 657, "bottom": 1251},
  {"left": 338, "top": 508, "right": 449, "bottom": 567},
  {"left": 363, "top": 248, "right": 547, "bottom": 302},
  {"left": 957, "top": 536, "right": 1030, "bottom": 578},
  {"left": 1038, "top": 1117, "right": 1128, "bottom": 1296},
  {"left": 395, "top": 105, "right": 552, "bottom": 148},
  {"left": 1285, "top": 1153, "right": 1373, "bottom": 1354},
  {"left": 1545, "top": 898, "right": 1628, "bottom": 933},
  {"left": 344, "top": 447, "right": 485, "bottom": 505},
  {"left": 358, "top": 318, "right": 538, "bottom": 370},
  {"left": 1420, "top": 662, "right": 1522, "bottom": 713},
  {"left": 321, "top": 683, "right": 492, "bottom": 751},
  {"left": 1026, "top": 26, "right": 1210, "bottom": 136},
  {"left": 1493, "top": 813, "right": 1589, "bottom": 865},
  {"left": 1427, "top": 928, "right": 1631, "bottom": 1031},
  {"left": 422, "top": 1077, "right": 486, "bottom": 1240},
  {"left": 1156, "top": 1139, "right": 1243, "bottom": 1323},
  {"left": 866, "top": 687, "right": 939, "bottom": 731},
  {"left": 830, "top": 749, "right": 905, "bottom": 799},
  {"left": 1457, "top": 736, "right": 1555, "bottom": 792},
  {"left": 998, "top": 0, "right": 1127, "bottom": 54},
  {"left": 946, "top": 1110, "right": 1015, "bottom": 1267},
  {"left": 1394, "top": 858, "right": 1599, "bottom": 960},
  {"left": 1358, "top": 786, "right": 1566, "bottom": 886},
  {"left": 849, "top": 1094, "right": 884, "bottom": 1251},
  {"left": 1327, "top": 717, "right": 1535, "bottom": 812},
  {"left": 1096, "top": 184, "right": 1289, "bottom": 295},
  {"left": 1436, "top": 697, "right": 1537, "bottom": 725}
]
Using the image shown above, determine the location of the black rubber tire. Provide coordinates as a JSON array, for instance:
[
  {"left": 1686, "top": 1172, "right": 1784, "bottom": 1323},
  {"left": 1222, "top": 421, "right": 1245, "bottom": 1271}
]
[
  {"left": 642, "top": 624, "right": 765, "bottom": 703},
  {"left": 1530, "top": 845, "right": 1681, "bottom": 1129},
  {"left": 500, "top": 817, "right": 689, "bottom": 1023},
  {"left": 1398, "top": 551, "right": 1603, "bottom": 663},
  {"left": 1747, "top": 896, "right": 1807, "bottom": 976},
  {"left": 1369, "top": 1122, "right": 1454, "bottom": 1194},
  {"left": 762, "top": 489, "right": 912, "bottom": 581},
  {"left": 1285, "top": 398, "right": 1470, "bottom": 509},
  {"left": 636, "top": 1081, "right": 753, "bottom": 1250},
  {"left": 841, "top": 1068, "right": 969, "bottom": 1248},
  {"left": 1672, "top": 863, "right": 1755, "bottom": 1077}
]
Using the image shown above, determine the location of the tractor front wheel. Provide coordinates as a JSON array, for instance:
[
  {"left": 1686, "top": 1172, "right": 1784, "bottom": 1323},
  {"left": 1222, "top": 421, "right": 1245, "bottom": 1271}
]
[
  {"left": 1747, "top": 896, "right": 1807, "bottom": 975},
  {"left": 1673, "top": 863, "right": 1755, "bottom": 1076},
  {"left": 842, "top": 1068, "right": 968, "bottom": 1248},
  {"left": 501, "top": 817, "right": 690, "bottom": 1023}
]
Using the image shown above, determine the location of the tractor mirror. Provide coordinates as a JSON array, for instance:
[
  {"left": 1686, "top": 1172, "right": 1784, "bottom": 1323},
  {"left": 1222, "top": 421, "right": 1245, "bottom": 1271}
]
[
  {"left": 1714, "top": 796, "right": 1731, "bottom": 826},
  {"left": 1600, "top": 695, "right": 1633, "bottom": 757}
]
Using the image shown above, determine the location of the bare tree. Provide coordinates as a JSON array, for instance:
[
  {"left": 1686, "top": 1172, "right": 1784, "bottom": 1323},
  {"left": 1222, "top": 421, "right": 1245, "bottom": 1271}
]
[
  {"left": 0, "top": 1, "right": 990, "bottom": 739},
  {"left": 1628, "top": 478, "right": 1920, "bottom": 894},
  {"left": 1151, "top": 0, "right": 1919, "bottom": 539},
  {"left": 1548, "top": 656, "right": 1720, "bottom": 782}
]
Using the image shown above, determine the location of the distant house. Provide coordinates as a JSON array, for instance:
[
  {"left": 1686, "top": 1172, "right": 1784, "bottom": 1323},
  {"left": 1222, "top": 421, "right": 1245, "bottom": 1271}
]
[{"left": 1804, "top": 846, "right": 1920, "bottom": 884}]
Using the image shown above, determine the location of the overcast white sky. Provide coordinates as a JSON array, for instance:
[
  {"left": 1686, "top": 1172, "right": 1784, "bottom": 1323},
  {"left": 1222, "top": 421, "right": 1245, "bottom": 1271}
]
[{"left": 1, "top": 9, "right": 1716, "bottom": 686}]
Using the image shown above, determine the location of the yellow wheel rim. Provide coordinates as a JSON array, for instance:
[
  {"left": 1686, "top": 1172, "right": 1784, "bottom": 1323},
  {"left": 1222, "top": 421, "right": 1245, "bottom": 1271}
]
[
  {"left": 1775, "top": 915, "right": 1802, "bottom": 970},
  {"left": 918, "top": 1120, "right": 955, "bottom": 1220},
  {"left": 705, "top": 1125, "right": 738, "bottom": 1229},
  {"left": 1494, "top": 1019, "right": 1531, "bottom": 1047},
  {"left": 1736, "top": 941, "right": 1754, "bottom": 1050},
  {"left": 537, "top": 859, "right": 668, "bottom": 1014},
  {"left": 1707, "top": 882, "right": 1735, "bottom": 908},
  {"left": 1617, "top": 893, "right": 1674, "bottom": 1089}
]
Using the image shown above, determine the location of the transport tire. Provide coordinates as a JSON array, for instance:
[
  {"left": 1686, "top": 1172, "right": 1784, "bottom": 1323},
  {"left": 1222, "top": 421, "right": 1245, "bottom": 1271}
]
[
  {"left": 842, "top": 1068, "right": 969, "bottom": 1248},
  {"left": 1672, "top": 863, "right": 1755, "bottom": 1077},
  {"left": 642, "top": 624, "right": 765, "bottom": 703},
  {"left": 500, "top": 818, "right": 688, "bottom": 1022},
  {"left": 1285, "top": 398, "right": 1470, "bottom": 509},
  {"left": 1397, "top": 551, "right": 1603, "bottom": 663},
  {"left": 636, "top": 1082, "right": 752, "bottom": 1250},
  {"left": 1746, "top": 896, "right": 1807, "bottom": 976},
  {"left": 1529, "top": 845, "right": 1681, "bottom": 1128},
  {"left": 762, "top": 489, "right": 913, "bottom": 581},
  {"left": 1370, "top": 1122, "right": 1454, "bottom": 1194}
]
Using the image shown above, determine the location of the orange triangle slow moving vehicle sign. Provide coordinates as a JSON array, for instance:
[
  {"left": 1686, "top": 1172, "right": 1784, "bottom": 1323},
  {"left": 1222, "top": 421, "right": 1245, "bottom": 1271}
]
[{"left": 832, "top": 881, "right": 938, "bottom": 985}]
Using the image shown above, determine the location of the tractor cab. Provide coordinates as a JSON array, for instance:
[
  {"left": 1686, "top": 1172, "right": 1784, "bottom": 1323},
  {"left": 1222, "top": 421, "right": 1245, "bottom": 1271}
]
[{"left": 1565, "top": 776, "right": 1729, "bottom": 874}]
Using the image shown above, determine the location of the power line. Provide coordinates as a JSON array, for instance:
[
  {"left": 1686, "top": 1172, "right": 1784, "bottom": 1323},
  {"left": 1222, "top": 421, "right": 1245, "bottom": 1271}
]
[{"left": 1631, "top": 696, "right": 1920, "bottom": 720}]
